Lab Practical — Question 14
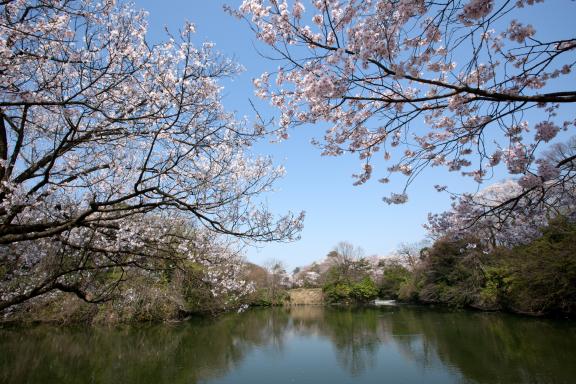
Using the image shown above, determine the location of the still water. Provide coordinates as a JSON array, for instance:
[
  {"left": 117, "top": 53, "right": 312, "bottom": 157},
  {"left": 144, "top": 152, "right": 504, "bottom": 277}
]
[{"left": 1, "top": 306, "right": 575, "bottom": 384}]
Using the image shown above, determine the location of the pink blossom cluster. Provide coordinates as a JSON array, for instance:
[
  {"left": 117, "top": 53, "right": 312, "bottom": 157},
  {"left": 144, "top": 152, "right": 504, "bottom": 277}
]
[
  {"left": 506, "top": 20, "right": 535, "bottom": 43},
  {"left": 238, "top": 0, "right": 574, "bottom": 207},
  {"left": 383, "top": 192, "right": 409, "bottom": 205},
  {"left": 534, "top": 121, "right": 560, "bottom": 143},
  {"left": 426, "top": 180, "right": 557, "bottom": 248},
  {"left": 459, "top": 0, "right": 494, "bottom": 23},
  {"left": 515, "top": 0, "right": 544, "bottom": 8},
  {"left": 503, "top": 143, "right": 531, "bottom": 174}
]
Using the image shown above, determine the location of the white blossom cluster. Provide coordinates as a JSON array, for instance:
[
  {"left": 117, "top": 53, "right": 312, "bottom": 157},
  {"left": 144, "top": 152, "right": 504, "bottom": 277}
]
[{"left": 0, "top": 0, "right": 303, "bottom": 311}]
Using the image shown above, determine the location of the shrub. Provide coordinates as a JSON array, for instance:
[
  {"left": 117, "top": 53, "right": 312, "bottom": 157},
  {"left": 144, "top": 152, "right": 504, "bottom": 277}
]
[
  {"left": 350, "top": 278, "right": 379, "bottom": 302},
  {"left": 379, "top": 264, "right": 411, "bottom": 299},
  {"left": 324, "top": 283, "right": 353, "bottom": 303}
]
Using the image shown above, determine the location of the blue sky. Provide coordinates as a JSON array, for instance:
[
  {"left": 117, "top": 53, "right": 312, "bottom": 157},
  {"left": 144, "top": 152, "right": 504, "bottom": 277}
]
[{"left": 133, "top": 0, "right": 575, "bottom": 270}]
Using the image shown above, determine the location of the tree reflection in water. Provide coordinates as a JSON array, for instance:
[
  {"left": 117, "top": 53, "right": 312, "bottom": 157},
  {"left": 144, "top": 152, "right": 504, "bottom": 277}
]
[{"left": 1, "top": 306, "right": 574, "bottom": 384}]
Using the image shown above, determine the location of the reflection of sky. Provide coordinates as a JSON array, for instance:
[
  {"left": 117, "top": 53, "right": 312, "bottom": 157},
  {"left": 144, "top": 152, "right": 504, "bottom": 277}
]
[
  {"left": 210, "top": 331, "right": 463, "bottom": 384},
  {"left": 133, "top": 1, "right": 576, "bottom": 270},
  {"left": 211, "top": 307, "right": 467, "bottom": 383}
]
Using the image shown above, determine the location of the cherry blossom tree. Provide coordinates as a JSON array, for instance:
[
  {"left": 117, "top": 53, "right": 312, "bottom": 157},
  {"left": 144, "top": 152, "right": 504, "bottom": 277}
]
[
  {"left": 426, "top": 180, "right": 542, "bottom": 247},
  {"left": 426, "top": 177, "right": 575, "bottom": 250},
  {"left": 325, "top": 241, "right": 370, "bottom": 283},
  {"left": 263, "top": 258, "right": 290, "bottom": 297},
  {"left": 235, "top": 0, "right": 576, "bottom": 210},
  {"left": 0, "top": 0, "right": 303, "bottom": 311},
  {"left": 426, "top": 136, "right": 576, "bottom": 247}
]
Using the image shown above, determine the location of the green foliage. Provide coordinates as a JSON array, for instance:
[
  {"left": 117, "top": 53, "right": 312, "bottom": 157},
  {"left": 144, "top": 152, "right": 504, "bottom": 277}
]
[
  {"left": 6, "top": 258, "right": 242, "bottom": 324},
  {"left": 412, "top": 238, "right": 485, "bottom": 307},
  {"left": 503, "top": 218, "right": 576, "bottom": 316},
  {"left": 323, "top": 265, "right": 348, "bottom": 286},
  {"left": 324, "top": 278, "right": 378, "bottom": 304},
  {"left": 397, "top": 278, "right": 420, "bottom": 302},
  {"left": 350, "top": 278, "right": 379, "bottom": 302},
  {"left": 249, "top": 288, "right": 289, "bottom": 307},
  {"left": 478, "top": 266, "right": 512, "bottom": 309},
  {"left": 379, "top": 263, "right": 411, "bottom": 299},
  {"left": 178, "top": 262, "right": 214, "bottom": 313},
  {"left": 324, "top": 283, "right": 353, "bottom": 303},
  {"left": 390, "top": 217, "right": 576, "bottom": 317}
]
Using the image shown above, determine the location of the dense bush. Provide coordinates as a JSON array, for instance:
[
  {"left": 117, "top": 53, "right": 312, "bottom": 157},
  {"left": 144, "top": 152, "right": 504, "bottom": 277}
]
[
  {"left": 378, "top": 263, "right": 411, "bottom": 299},
  {"left": 248, "top": 289, "right": 289, "bottom": 307},
  {"left": 502, "top": 218, "right": 576, "bottom": 316},
  {"left": 416, "top": 238, "right": 486, "bottom": 307},
  {"left": 394, "top": 218, "right": 576, "bottom": 317},
  {"left": 324, "top": 278, "right": 378, "bottom": 304},
  {"left": 350, "top": 278, "right": 379, "bottom": 302}
]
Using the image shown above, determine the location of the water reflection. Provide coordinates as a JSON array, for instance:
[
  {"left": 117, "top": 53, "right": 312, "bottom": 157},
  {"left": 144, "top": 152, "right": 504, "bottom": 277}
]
[{"left": 1, "top": 306, "right": 574, "bottom": 384}]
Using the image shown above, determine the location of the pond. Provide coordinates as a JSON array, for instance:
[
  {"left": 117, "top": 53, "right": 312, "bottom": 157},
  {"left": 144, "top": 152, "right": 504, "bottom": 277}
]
[{"left": 1, "top": 306, "right": 575, "bottom": 384}]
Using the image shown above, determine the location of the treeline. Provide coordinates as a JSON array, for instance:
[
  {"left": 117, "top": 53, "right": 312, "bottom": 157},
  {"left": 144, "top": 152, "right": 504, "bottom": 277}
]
[
  {"left": 243, "top": 243, "right": 385, "bottom": 306},
  {"left": 7, "top": 217, "right": 574, "bottom": 324},
  {"left": 233, "top": 245, "right": 383, "bottom": 307},
  {"left": 280, "top": 217, "right": 576, "bottom": 318},
  {"left": 392, "top": 218, "right": 576, "bottom": 317}
]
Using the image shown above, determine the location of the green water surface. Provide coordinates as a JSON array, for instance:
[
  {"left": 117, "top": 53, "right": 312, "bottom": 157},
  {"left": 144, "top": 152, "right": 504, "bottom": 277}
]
[{"left": 1, "top": 306, "right": 574, "bottom": 383}]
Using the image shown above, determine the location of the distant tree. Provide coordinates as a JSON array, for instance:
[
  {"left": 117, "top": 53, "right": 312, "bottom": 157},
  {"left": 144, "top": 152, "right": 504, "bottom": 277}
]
[
  {"left": 544, "top": 136, "right": 576, "bottom": 169},
  {"left": 243, "top": 262, "right": 269, "bottom": 289},
  {"left": 302, "top": 270, "right": 320, "bottom": 287},
  {"left": 0, "top": 0, "right": 303, "bottom": 312},
  {"left": 426, "top": 175, "right": 576, "bottom": 249},
  {"left": 309, "top": 261, "right": 321, "bottom": 273},
  {"left": 395, "top": 241, "right": 431, "bottom": 271},
  {"left": 325, "top": 241, "right": 371, "bottom": 284},
  {"left": 378, "top": 260, "right": 411, "bottom": 299},
  {"left": 263, "top": 259, "right": 289, "bottom": 299}
]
